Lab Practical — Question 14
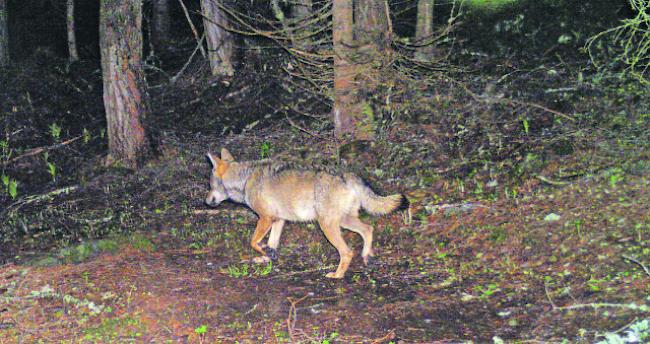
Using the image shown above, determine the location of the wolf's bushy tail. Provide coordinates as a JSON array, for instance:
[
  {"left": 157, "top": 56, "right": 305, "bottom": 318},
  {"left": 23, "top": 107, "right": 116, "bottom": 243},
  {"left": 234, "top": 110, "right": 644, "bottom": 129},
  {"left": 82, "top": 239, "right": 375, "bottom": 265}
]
[{"left": 347, "top": 174, "right": 409, "bottom": 215}]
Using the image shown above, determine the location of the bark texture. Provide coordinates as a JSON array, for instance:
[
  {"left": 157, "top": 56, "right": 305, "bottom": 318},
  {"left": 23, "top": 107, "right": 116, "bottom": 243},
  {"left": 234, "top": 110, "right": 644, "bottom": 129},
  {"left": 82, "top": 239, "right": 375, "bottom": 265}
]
[
  {"left": 333, "top": 0, "right": 391, "bottom": 140},
  {"left": 415, "top": 0, "right": 435, "bottom": 61},
  {"left": 354, "top": 0, "right": 390, "bottom": 50},
  {"left": 100, "top": 0, "right": 150, "bottom": 168},
  {"left": 0, "top": 0, "right": 8, "bottom": 66},
  {"left": 290, "top": 0, "right": 312, "bottom": 50},
  {"left": 66, "top": 0, "right": 79, "bottom": 62},
  {"left": 332, "top": 0, "right": 357, "bottom": 137},
  {"left": 201, "top": 0, "right": 234, "bottom": 76},
  {"left": 152, "top": 0, "right": 170, "bottom": 48}
]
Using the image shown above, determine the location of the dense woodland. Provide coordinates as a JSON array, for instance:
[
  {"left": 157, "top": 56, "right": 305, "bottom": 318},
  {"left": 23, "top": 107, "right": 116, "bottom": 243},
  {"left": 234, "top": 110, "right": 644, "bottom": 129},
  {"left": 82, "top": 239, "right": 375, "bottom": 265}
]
[{"left": 0, "top": 0, "right": 649, "bottom": 342}]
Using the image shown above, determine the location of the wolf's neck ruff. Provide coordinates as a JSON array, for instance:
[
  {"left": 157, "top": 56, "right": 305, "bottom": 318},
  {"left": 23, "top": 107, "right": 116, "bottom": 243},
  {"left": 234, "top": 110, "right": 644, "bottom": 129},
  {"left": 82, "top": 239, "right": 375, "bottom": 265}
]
[
  {"left": 222, "top": 162, "right": 251, "bottom": 203},
  {"left": 224, "top": 160, "right": 278, "bottom": 204}
]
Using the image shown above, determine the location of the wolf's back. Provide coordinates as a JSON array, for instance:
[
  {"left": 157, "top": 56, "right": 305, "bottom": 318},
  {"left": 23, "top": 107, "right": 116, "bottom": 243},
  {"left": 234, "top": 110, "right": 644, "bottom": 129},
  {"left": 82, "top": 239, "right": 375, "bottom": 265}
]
[{"left": 346, "top": 174, "right": 408, "bottom": 215}]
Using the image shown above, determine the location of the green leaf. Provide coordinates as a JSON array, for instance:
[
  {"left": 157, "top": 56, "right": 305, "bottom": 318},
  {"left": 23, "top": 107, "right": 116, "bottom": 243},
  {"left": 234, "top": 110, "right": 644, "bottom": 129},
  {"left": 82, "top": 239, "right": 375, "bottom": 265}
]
[
  {"left": 8, "top": 179, "right": 18, "bottom": 199},
  {"left": 558, "top": 34, "right": 572, "bottom": 44},
  {"left": 544, "top": 213, "right": 561, "bottom": 222},
  {"left": 522, "top": 118, "right": 529, "bottom": 134},
  {"left": 194, "top": 325, "right": 208, "bottom": 335},
  {"left": 47, "top": 162, "right": 57, "bottom": 181},
  {"left": 83, "top": 128, "right": 91, "bottom": 144},
  {"left": 49, "top": 123, "right": 62, "bottom": 140}
]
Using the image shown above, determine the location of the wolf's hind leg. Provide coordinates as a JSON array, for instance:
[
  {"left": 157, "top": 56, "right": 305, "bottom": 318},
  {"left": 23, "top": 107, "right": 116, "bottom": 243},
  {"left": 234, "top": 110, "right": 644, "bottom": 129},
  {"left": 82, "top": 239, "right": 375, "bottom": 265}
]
[
  {"left": 341, "top": 215, "right": 374, "bottom": 265},
  {"left": 318, "top": 219, "right": 353, "bottom": 279}
]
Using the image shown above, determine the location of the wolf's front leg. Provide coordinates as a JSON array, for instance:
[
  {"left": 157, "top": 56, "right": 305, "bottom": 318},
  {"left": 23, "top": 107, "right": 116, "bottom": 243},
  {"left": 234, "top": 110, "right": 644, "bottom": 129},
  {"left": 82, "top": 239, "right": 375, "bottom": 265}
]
[
  {"left": 264, "top": 220, "right": 285, "bottom": 260},
  {"left": 251, "top": 216, "right": 273, "bottom": 264}
]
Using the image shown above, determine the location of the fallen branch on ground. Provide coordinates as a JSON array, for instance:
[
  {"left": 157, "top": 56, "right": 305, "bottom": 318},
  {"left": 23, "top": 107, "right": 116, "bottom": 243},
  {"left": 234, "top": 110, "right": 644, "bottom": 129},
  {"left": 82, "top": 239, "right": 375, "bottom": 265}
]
[
  {"left": 2, "top": 135, "right": 82, "bottom": 167},
  {"left": 269, "top": 265, "right": 337, "bottom": 279},
  {"left": 536, "top": 174, "right": 569, "bottom": 186},
  {"left": 622, "top": 255, "right": 650, "bottom": 278},
  {"left": 286, "top": 294, "right": 310, "bottom": 343},
  {"left": 553, "top": 302, "right": 649, "bottom": 312},
  {"left": 371, "top": 329, "right": 396, "bottom": 344},
  {"left": 3, "top": 186, "right": 79, "bottom": 216}
]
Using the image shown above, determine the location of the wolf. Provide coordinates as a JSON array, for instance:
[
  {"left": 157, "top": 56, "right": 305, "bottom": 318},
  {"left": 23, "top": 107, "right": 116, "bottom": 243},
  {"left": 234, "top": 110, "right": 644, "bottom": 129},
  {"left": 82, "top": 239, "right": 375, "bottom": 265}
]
[{"left": 205, "top": 148, "right": 407, "bottom": 278}]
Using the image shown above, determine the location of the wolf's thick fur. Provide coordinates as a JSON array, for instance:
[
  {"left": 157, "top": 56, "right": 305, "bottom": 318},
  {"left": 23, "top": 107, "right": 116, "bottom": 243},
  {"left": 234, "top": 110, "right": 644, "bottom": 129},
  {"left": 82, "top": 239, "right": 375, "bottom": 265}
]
[{"left": 205, "top": 148, "right": 407, "bottom": 278}]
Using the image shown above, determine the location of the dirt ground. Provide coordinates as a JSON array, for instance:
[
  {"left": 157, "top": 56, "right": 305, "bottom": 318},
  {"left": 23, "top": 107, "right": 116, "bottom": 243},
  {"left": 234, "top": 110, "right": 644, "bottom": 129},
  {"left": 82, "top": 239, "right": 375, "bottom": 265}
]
[{"left": 1, "top": 124, "right": 648, "bottom": 343}]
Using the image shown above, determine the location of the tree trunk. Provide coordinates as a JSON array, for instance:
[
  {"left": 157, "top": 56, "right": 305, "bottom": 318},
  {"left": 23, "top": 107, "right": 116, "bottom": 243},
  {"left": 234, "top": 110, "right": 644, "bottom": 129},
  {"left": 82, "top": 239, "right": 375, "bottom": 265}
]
[
  {"left": 290, "top": 0, "right": 312, "bottom": 51},
  {"left": 152, "top": 0, "right": 170, "bottom": 49},
  {"left": 333, "top": 0, "right": 391, "bottom": 140},
  {"left": 332, "top": 0, "right": 360, "bottom": 138},
  {"left": 66, "top": 0, "right": 79, "bottom": 62},
  {"left": 100, "top": 0, "right": 150, "bottom": 168},
  {"left": 414, "top": 0, "right": 435, "bottom": 61},
  {"left": 0, "top": 0, "right": 8, "bottom": 66},
  {"left": 354, "top": 0, "right": 390, "bottom": 50},
  {"left": 200, "top": 0, "right": 233, "bottom": 76}
]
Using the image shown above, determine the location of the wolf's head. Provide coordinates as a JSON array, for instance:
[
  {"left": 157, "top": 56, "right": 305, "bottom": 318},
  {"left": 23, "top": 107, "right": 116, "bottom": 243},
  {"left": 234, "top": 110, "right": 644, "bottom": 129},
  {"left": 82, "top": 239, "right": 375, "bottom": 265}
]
[{"left": 205, "top": 148, "right": 235, "bottom": 207}]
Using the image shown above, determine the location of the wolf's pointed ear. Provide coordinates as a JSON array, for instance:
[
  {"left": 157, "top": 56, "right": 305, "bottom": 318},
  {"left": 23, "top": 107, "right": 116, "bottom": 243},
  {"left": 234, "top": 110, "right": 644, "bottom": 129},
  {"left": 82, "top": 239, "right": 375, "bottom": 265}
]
[
  {"left": 206, "top": 152, "right": 219, "bottom": 168},
  {"left": 221, "top": 148, "right": 234, "bottom": 162}
]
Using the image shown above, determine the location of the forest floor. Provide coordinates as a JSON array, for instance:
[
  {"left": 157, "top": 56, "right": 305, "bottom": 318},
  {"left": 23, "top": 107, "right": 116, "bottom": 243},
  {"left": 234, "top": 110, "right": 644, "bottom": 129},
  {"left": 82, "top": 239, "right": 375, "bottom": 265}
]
[
  {"left": 1, "top": 51, "right": 650, "bottom": 342},
  {"left": 1, "top": 123, "right": 649, "bottom": 343}
]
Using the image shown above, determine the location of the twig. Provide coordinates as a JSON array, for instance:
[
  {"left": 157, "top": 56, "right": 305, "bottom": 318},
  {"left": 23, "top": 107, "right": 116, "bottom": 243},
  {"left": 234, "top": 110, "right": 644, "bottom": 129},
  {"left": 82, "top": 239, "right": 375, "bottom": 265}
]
[
  {"left": 269, "top": 265, "right": 336, "bottom": 279},
  {"left": 508, "top": 99, "right": 576, "bottom": 122},
  {"left": 193, "top": 209, "right": 222, "bottom": 215},
  {"left": 171, "top": 33, "right": 206, "bottom": 84},
  {"left": 383, "top": 0, "right": 392, "bottom": 42},
  {"left": 595, "top": 317, "right": 639, "bottom": 339},
  {"left": 286, "top": 294, "right": 310, "bottom": 343},
  {"left": 176, "top": 0, "right": 206, "bottom": 58},
  {"left": 536, "top": 174, "right": 569, "bottom": 186},
  {"left": 554, "top": 302, "right": 648, "bottom": 312},
  {"left": 427, "top": 202, "right": 489, "bottom": 212},
  {"left": 285, "top": 116, "right": 324, "bottom": 139},
  {"left": 371, "top": 329, "right": 396, "bottom": 344},
  {"left": 2, "top": 135, "right": 82, "bottom": 167},
  {"left": 545, "top": 284, "right": 649, "bottom": 312},
  {"left": 446, "top": 77, "right": 576, "bottom": 122},
  {"left": 622, "top": 255, "right": 650, "bottom": 278},
  {"left": 3, "top": 186, "right": 79, "bottom": 215},
  {"left": 545, "top": 284, "right": 558, "bottom": 310}
]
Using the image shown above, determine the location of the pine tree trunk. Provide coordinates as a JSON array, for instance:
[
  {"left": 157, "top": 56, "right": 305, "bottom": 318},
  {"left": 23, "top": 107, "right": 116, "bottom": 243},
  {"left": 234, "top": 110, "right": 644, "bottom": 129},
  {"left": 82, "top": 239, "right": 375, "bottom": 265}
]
[
  {"left": 334, "top": 0, "right": 391, "bottom": 140},
  {"left": 152, "top": 0, "right": 170, "bottom": 49},
  {"left": 290, "top": 0, "right": 312, "bottom": 51},
  {"left": 332, "top": 0, "right": 359, "bottom": 137},
  {"left": 200, "top": 0, "right": 234, "bottom": 76},
  {"left": 415, "top": 0, "right": 435, "bottom": 61},
  {"left": 0, "top": 0, "right": 8, "bottom": 66},
  {"left": 66, "top": 0, "right": 79, "bottom": 62},
  {"left": 100, "top": 0, "right": 150, "bottom": 168},
  {"left": 354, "top": 0, "right": 390, "bottom": 50}
]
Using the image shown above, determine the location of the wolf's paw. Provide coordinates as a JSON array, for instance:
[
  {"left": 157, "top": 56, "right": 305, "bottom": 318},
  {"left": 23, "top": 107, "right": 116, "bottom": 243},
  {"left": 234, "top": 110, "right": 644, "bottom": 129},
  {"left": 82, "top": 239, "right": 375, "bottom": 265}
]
[
  {"left": 252, "top": 256, "right": 271, "bottom": 264},
  {"left": 325, "top": 272, "right": 344, "bottom": 279},
  {"left": 363, "top": 255, "right": 376, "bottom": 267},
  {"left": 264, "top": 247, "right": 278, "bottom": 261}
]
